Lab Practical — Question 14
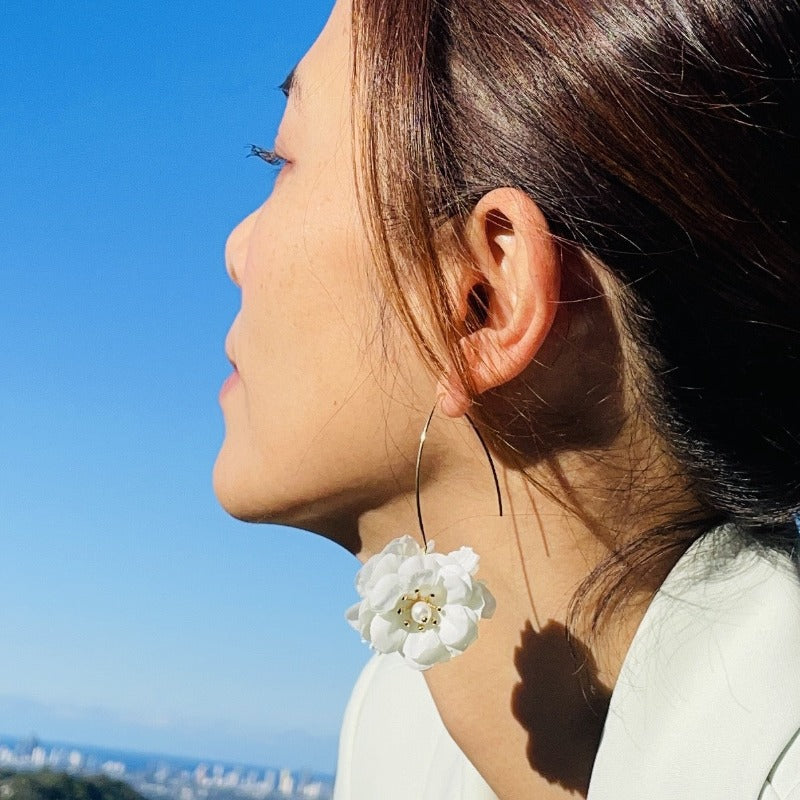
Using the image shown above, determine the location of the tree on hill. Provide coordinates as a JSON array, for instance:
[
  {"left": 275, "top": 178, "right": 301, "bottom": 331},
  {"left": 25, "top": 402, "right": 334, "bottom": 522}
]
[{"left": 0, "top": 769, "right": 146, "bottom": 800}]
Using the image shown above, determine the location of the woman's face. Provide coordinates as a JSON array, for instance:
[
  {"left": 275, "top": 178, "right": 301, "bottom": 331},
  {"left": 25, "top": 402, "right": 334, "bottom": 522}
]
[{"left": 213, "top": 0, "right": 433, "bottom": 542}]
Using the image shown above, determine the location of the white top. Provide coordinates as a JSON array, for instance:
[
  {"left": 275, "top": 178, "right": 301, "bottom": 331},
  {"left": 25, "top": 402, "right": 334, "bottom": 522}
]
[{"left": 333, "top": 526, "right": 800, "bottom": 799}]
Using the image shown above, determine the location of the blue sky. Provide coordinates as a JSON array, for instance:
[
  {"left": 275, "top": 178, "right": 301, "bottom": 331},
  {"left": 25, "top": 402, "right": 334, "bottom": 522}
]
[{"left": 0, "top": 0, "right": 368, "bottom": 774}]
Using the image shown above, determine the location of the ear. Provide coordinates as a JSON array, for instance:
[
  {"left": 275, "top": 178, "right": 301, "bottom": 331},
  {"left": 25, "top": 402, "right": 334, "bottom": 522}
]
[{"left": 437, "top": 188, "right": 560, "bottom": 418}]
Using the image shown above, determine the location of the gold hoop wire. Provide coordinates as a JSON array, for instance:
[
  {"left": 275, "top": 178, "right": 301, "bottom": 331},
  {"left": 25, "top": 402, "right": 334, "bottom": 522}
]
[{"left": 414, "top": 406, "right": 504, "bottom": 548}]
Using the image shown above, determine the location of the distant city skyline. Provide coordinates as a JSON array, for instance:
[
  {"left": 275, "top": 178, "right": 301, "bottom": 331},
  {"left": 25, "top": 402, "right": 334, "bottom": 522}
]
[
  {"left": 0, "top": 0, "right": 367, "bottom": 775},
  {"left": 0, "top": 732, "right": 333, "bottom": 799},
  {"left": 0, "top": 691, "right": 338, "bottom": 773}
]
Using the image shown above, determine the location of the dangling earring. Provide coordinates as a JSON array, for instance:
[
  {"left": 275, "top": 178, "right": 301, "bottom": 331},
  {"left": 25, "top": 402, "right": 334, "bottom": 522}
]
[{"left": 345, "top": 405, "right": 501, "bottom": 670}]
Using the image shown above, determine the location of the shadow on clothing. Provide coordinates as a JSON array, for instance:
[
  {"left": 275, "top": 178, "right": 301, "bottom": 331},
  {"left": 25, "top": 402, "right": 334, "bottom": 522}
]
[{"left": 512, "top": 620, "right": 611, "bottom": 797}]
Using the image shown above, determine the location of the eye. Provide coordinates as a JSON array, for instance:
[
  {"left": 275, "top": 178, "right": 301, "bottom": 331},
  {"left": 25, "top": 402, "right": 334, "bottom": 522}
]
[{"left": 248, "top": 144, "right": 287, "bottom": 170}]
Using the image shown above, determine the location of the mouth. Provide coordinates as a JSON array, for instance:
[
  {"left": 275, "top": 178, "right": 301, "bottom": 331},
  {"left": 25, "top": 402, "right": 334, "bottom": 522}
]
[
  {"left": 224, "top": 331, "right": 238, "bottom": 371},
  {"left": 220, "top": 331, "right": 241, "bottom": 402}
]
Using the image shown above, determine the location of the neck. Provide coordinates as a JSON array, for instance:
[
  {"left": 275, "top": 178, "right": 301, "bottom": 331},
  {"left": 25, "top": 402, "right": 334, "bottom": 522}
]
[{"left": 355, "top": 434, "right": 685, "bottom": 799}]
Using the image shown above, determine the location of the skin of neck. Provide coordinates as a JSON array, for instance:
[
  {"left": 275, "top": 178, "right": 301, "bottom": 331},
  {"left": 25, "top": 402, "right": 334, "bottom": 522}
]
[{"left": 355, "top": 416, "right": 690, "bottom": 799}]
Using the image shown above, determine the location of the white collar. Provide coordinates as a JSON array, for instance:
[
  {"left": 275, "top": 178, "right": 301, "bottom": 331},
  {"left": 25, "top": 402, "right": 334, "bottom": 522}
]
[{"left": 588, "top": 525, "right": 800, "bottom": 799}]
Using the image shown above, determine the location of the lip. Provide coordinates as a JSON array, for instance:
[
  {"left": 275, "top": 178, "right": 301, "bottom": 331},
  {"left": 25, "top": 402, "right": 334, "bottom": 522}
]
[
  {"left": 221, "top": 332, "right": 239, "bottom": 401},
  {"left": 224, "top": 332, "right": 237, "bottom": 370},
  {"left": 219, "top": 368, "right": 240, "bottom": 401}
]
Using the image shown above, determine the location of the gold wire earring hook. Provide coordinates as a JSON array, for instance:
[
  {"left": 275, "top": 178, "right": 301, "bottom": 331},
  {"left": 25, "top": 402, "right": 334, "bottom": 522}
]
[{"left": 415, "top": 405, "right": 504, "bottom": 549}]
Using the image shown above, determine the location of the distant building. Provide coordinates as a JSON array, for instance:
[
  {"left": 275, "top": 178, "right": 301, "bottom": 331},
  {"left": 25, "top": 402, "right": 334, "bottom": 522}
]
[
  {"left": 15, "top": 736, "right": 39, "bottom": 758},
  {"left": 278, "top": 769, "right": 294, "bottom": 797},
  {"left": 223, "top": 770, "right": 240, "bottom": 788},
  {"left": 193, "top": 764, "right": 208, "bottom": 786},
  {"left": 153, "top": 766, "right": 169, "bottom": 784},
  {"left": 262, "top": 770, "right": 276, "bottom": 794}
]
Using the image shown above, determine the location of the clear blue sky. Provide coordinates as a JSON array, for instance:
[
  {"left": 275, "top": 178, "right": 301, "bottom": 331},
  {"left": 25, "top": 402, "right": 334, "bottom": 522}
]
[{"left": 0, "top": 0, "right": 369, "bottom": 774}]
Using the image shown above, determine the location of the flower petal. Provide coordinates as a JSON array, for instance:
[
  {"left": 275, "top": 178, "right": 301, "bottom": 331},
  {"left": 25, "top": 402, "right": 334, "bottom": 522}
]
[
  {"left": 356, "top": 552, "right": 400, "bottom": 594},
  {"left": 429, "top": 552, "right": 449, "bottom": 569},
  {"left": 369, "top": 614, "right": 406, "bottom": 653},
  {"left": 366, "top": 572, "right": 404, "bottom": 613},
  {"left": 439, "top": 605, "right": 479, "bottom": 651},
  {"left": 399, "top": 571, "right": 437, "bottom": 596},
  {"left": 354, "top": 554, "right": 380, "bottom": 593},
  {"left": 476, "top": 581, "right": 497, "bottom": 619},
  {"left": 383, "top": 535, "right": 421, "bottom": 558},
  {"left": 396, "top": 554, "right": 427, "bottom": 577},
  {"left": 355, "top": 537, "right": 421, "bottom": 593},
  {"left": 439, "top": 565, "right": 472, "bottom": 605},
  {"left": 345, "top": 601, "right": 361, "bottom": 627},
  {"left": 402, "top": 630, "right": 450, "bottom": 670},
  {"left": 365, "top": 552, "right": 401, "bottom": 582},
  {"left": 450, "top": 546, "right": 479, "bottom": 575},
  {"left": 345, "top": 601, "right": 375, "bottom": 640}
]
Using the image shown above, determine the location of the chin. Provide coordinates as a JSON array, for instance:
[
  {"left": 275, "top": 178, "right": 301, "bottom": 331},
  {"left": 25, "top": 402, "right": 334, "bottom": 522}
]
[
  {"left": 213, "top": 446, "right": 286, "bottom": 523},
  {"left": 212, "top": 443, "right": 271, "bottom": 520},
  {"left": 212, "top": 446, "right": 364, "bottom": 553}
]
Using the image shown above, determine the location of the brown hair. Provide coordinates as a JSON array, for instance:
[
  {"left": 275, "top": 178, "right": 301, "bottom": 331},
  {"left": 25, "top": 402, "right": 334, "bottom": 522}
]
[{"left": 351, "top": 0, "right": 800, "bottom": 629}]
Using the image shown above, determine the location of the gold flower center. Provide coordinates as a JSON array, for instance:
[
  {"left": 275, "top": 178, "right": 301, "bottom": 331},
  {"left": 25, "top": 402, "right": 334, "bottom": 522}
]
[{"left": 395, "top": 588, "right": 442, "bottom": 631}]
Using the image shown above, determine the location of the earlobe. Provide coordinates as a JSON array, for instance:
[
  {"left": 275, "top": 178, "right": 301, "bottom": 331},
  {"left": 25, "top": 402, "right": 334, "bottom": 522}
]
[
  {"left": 437, "top": 373, "right": 473, "bottom": 417},
  {"left": 437, "top": 188, "right": 560, "bottom": 418}
]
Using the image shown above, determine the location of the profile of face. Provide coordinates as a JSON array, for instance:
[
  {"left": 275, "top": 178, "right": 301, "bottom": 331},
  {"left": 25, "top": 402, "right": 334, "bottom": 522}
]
[{"left": 213, "top": 0, "right": 434, "bottom": 543}]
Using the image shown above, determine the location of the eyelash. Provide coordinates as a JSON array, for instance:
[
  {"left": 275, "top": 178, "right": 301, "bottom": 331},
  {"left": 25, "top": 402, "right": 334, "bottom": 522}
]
[{"left": 248, "top": 144, "right": 287, "bottom": 169}]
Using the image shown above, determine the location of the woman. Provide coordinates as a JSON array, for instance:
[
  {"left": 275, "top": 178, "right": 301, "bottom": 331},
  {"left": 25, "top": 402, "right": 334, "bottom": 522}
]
[{"left": 214, "top": 0, "right": 800, "bottom": 797}]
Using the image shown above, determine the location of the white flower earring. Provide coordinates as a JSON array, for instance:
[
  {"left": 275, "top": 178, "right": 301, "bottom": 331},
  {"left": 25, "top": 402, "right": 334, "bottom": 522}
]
[{"left": 345, "top": 406, "right": 501, "bottom": 670}]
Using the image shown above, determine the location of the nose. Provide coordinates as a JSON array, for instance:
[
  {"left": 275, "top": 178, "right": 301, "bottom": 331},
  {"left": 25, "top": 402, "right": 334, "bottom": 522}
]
[{"left": 224, "top": 208, "right": 259, "bottom": 287}]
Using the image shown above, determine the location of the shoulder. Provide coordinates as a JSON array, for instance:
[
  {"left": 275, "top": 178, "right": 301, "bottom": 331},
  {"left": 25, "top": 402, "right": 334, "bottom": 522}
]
[
  {"left": 762, "top": 729, "right": 800, "bottom": 800},
  {"left": 590, "top": 526, "right": 800, "bottom": 800}
]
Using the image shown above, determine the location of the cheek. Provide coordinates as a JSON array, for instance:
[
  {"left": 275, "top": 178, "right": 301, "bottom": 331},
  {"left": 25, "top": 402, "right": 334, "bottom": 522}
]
[
  {"left": 237, "top": 200, "right": 385, "bottom": 424},
  {"left": 240, "top": 199, "right": 375, "bottom": 355}
]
